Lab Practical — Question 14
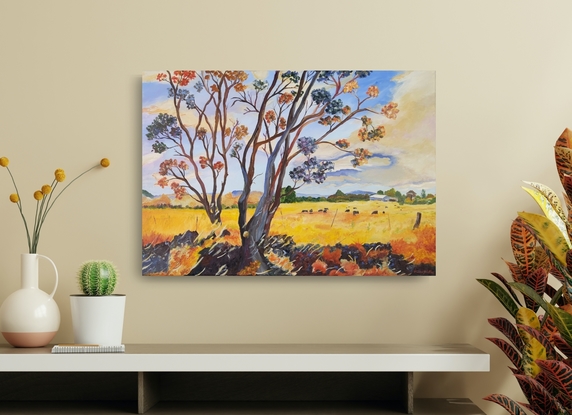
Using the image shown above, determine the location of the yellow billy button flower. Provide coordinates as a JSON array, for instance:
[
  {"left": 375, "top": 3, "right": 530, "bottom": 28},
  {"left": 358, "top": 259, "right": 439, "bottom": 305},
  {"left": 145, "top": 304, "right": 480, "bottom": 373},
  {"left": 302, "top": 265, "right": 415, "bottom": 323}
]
[
  {"left": 2, "top": 157, "right": 108, "bottom": 254},
  {"left": 54, "top": 169, "right": 66, "bottom": 182}
]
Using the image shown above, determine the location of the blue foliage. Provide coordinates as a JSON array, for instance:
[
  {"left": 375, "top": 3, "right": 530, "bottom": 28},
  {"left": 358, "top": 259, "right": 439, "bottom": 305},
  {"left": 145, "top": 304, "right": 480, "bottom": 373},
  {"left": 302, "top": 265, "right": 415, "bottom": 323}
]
[
  {"left": 168, "top": 87, "right": 190, "bottom": 100},
  {"left": 297, "top": 136, "right": 318, "bottom": 156},
  {"left": 289, "top": 157, "right": 335, "bottom": 185},
  {"left": 311, "top": 88, "right": 331, "bottom": 105},
  {"left": 194, "top": 81, "right": 204, "bottom": 93},
  {"left": 253, "top": 79, "right": 268, "bottom": 91},
  {"left": 185, "top": 94, "right": 196, "bottom": 109},
  {"left": 325, "top": 99, "right": 344, "bottom": 115},
  {"left": 152, "top": 142, "right": 167, "bottom": 154},
  {"left": 355, "top": 71, "right": 373, "bottom": 78},
  {"left": 230, "top": 142, "right": 244, "bottom": 159},
  {"left": 316, "top": 71, "right": 335, "bottom": 82},
  {"left": 146, "top": 113, "right": 182, "bottom": 141},
  {"left": 282, "top": 71, "right": 300, "bottom": 83}
]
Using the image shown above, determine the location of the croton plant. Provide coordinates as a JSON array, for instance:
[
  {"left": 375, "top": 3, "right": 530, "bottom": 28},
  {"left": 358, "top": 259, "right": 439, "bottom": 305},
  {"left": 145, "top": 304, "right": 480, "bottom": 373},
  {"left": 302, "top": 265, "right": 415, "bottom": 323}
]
[{"left": 478, "top": 128, "right": 572, "bottom": 415}]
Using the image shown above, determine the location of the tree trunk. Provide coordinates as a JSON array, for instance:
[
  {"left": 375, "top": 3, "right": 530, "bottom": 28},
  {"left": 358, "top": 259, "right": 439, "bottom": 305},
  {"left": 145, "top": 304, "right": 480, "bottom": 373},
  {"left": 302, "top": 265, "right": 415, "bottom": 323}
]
[{"left": 239, "top": 205, "right": 271, "bottom": 274}]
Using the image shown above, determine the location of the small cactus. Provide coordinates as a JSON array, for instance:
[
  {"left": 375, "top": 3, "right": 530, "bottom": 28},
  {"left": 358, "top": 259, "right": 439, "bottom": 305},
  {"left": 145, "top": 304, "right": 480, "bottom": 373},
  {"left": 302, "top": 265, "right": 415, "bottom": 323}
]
[{"left": 77, "top": 260, "right": 118, "bottom": 296}]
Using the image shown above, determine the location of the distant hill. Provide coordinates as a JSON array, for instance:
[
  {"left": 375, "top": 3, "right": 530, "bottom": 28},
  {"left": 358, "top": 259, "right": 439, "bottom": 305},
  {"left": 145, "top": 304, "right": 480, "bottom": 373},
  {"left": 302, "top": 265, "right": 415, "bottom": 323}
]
[
  {"left": 142, "top": 194, "right": 171, "bottom": 207},
  {"left": 142, "top": 190, "right": 263, "bottom": 208}
]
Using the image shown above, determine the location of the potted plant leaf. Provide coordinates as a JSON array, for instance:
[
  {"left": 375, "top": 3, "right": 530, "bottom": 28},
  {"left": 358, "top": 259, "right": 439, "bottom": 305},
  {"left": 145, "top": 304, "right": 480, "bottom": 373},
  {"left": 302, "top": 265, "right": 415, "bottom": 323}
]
[
  {"left": 477, "top": 128, "right": 572, "bottom": 415},
  {"left": 70, "top": 260, "right": 125, "bottom": 346}
]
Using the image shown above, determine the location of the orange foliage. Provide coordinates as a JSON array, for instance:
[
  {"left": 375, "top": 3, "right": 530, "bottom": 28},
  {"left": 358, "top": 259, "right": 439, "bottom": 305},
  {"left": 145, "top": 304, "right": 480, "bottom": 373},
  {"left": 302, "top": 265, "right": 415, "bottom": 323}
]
[
  {"left": 390, "top": 225, "right": 436, "bottom": 265},
  {"left": 322, "top": 247, "right": 342, "bottom": 266},
  {"left": 363, "top": 266, "right": 396, "bottom": 276},
  {"left": 169, "top": 246, "right": 201, "bottom": 275},
  {"left": 367, "top": 246, "right": 391, "bottom": 261},
  {"left": 329, "top": 260, "right": 364, "bottom": 276},
  {"left": 142, "top": 231, "right": 171, "bottom": 246},
  {"left": 238, "top": 261, "right": 260, "bottom": 276},
  {"left": 267, "top": 252, "right": 295, "bottom": 274}
]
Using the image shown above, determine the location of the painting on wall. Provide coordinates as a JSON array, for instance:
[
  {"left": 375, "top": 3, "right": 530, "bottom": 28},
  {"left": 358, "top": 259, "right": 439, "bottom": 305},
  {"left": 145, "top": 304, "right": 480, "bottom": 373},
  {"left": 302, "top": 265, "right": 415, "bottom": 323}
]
[{"left": 142, "top": 70, "right": 436, "bottom": 276}]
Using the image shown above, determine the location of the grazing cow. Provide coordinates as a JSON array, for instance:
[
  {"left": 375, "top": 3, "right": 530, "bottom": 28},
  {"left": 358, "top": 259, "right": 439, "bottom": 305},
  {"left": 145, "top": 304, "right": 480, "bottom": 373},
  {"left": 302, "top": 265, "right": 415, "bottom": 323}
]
[
  {"left": 318, "top": 209, "right": 323, "bottom": 212},
  {"left": 345, "top": 209, "right": 350, "bottom": 212},
  {"left": 309, "top": 209, "right": 313, "bottom": 214},
  {"left": 353, "top": 210, "right": 359, "bottom": 215},
  {"left": 372, "top": 211, "right": 378, "bottom": 214},
  {"left": 301, "top": 210, "right": 308, "bottom": 213}
]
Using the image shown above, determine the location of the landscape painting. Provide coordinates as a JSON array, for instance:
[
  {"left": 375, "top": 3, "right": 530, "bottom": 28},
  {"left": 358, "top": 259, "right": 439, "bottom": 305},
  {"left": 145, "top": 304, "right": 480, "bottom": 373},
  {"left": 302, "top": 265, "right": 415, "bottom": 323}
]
[{"left": 142, "top": 71, "right": 436, "bottom": 276}]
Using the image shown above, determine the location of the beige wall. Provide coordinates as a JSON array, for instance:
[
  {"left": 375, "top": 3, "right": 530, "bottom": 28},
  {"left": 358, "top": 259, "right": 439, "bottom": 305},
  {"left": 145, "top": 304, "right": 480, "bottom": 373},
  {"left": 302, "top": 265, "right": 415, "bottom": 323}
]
[{"left": 1, "top": 0, "right": 571, "bottom": 413}]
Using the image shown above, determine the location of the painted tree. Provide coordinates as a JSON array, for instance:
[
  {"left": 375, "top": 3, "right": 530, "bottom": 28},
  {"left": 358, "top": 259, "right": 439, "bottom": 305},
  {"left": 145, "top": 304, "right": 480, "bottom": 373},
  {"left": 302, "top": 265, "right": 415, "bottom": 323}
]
[
  {"left": 147, "top": 70, "right": 399, "bottom": 274},
  {"left": 230, "top": 71, "right": 399, "bottom": 272},
  {"left": 146, "top": 70, "right": 250, "bottom": 224}
]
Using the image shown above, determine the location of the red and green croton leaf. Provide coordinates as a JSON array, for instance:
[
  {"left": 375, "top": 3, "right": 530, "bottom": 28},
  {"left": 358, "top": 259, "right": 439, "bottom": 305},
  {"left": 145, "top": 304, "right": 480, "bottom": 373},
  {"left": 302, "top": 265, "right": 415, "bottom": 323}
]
[
  {"left": 492, "top": 271, "right": 523, "bottom": 306},
  {"left": 535, "top": 359, "right": 572, "bottom": 406},
  {"left": 554, "top": 128, "right": 572, "bottom": 184},
  {"left": 523, "top": 268, "right": 549, "bottom": 312},
  {"left": 486, "top": 338, "right": 522, "bottom": 370},
  {"left": 546, "top": 303, "right": 572, "bottom": 349},
  {"left": 510, "top": 217, "right": 537, "bottom": 276},
  {"left": 551, "top": 333, "right": 572, "bottom": 359},
  {"left": 478, "top": 279, "right": 519, "bottom": 318},
  {"left": 488, "top": 317, "right": 524, "bottom": 351},
  {"left": 483, "top": 394, "right": 529, "bottom": 415},
  {"left": 513, "top": 373, "right": 566, "bottom": 415}
]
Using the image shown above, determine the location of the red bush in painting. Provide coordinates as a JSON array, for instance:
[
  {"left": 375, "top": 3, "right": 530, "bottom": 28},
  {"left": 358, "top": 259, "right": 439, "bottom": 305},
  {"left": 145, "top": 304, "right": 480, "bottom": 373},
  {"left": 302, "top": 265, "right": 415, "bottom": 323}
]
[
  {"left": 311, "top": 259, "right": 328, "bottom": 275},
  {"left": 322, "top": 247, "right": 342, "bottom": 266}
]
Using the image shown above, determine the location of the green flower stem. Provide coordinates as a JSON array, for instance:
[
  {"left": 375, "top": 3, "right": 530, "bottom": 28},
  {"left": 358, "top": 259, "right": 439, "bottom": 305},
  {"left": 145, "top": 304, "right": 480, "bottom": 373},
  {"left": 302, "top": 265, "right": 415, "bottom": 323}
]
[
  {"left": 32, "top": 199, "right": 42, "bottom": 254},
  {"left": 38, "top": 179, "right": 57, "bottom": 226},
  {"left": 33, "top": 179, "right": 58, "bottom": 252},
  {"left": 6, "top": 166, "right": 32, "bottom": 252},
  {"left": 32, "top": 189, "right": 51, "bottom": 254},
  {"left": 31, "top": 164, "right": 99, "bottom": 252},
  {"left": 4, "top": 161, "right": 103, "bottom": 254},
  {"left": 42, "top": 164, "right": 98, "bottom": 222}
]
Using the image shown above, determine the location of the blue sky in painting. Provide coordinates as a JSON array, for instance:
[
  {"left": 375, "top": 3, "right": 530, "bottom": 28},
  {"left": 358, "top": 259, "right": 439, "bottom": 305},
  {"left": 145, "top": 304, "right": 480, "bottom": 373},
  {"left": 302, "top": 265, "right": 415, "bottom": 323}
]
[{"left": 142, "top": 70, "right": 435, "bottom": 199}]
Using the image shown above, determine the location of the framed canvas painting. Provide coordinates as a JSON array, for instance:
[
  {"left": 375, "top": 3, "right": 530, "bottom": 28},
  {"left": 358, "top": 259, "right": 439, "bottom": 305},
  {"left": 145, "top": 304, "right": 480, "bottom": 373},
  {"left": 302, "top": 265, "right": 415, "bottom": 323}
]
[{"left": 142, "top": 70, "right": 435, "bottom": 276}]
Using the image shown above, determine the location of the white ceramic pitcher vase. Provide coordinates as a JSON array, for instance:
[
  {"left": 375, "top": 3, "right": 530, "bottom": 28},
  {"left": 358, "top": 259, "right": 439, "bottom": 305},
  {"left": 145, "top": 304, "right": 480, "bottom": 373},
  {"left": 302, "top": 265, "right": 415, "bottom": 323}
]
[{"left": 0, "top": 253, "right": 60, "bottom": 347}]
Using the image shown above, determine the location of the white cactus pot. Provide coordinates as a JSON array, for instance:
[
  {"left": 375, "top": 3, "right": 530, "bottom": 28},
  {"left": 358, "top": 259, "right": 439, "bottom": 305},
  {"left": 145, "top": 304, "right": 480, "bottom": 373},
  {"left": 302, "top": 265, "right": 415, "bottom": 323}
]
[{"left": 70, "top": 295, "right": 126, "bottom": 346}]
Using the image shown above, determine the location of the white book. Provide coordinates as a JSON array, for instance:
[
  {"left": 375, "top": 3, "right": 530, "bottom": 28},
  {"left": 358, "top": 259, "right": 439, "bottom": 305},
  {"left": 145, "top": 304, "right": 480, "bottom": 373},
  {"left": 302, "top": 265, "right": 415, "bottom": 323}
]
[{"left": 51, "top": 344, "right": 125, "bottom": 354}]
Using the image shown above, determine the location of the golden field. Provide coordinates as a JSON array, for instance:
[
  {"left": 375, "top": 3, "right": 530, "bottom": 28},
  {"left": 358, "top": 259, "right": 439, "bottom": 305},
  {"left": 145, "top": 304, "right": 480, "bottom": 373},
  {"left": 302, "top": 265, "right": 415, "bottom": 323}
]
[{"left": 142, "top": 201, "right": 436, "bottom": 264}]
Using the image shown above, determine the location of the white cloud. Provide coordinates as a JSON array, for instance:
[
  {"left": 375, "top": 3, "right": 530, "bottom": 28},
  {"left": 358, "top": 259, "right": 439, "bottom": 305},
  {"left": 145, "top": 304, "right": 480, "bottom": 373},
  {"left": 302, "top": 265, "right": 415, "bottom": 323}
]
[{"left": 143, "top": 151, "right": 162, "bottom": 166}]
